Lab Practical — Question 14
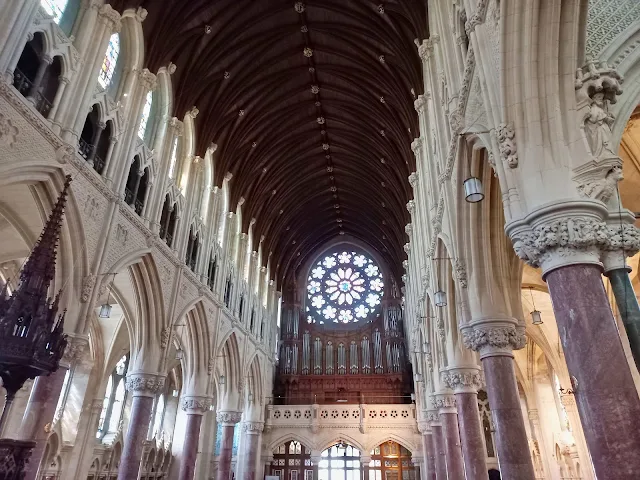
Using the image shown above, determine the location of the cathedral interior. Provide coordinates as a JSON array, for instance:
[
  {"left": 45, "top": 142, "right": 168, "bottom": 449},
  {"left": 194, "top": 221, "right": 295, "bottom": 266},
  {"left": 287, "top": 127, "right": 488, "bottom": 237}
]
[{"left": 0, "top": 1, "right": 640, "bottom": 480}]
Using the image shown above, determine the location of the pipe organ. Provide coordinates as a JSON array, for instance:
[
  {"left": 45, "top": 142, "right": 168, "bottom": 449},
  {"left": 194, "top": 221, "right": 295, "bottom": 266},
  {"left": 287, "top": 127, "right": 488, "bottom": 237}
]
[{"left": 275, "top": 301, "right": 412, "bottom": 404}]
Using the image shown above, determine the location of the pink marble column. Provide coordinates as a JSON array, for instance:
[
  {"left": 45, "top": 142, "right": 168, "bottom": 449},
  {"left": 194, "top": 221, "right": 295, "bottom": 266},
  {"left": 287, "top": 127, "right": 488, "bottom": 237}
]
[
  {"left": 456, "top": 392, "right": 489, "bottom": 480},
  {"left": 242, "top": 422, "right": 264, "bottom": 480},
  {"left": 442, "top": 367, "right": 488, "bottom": 480},
  {"left": 178, "top": 396, "right": 210, "bottom": 480},
  {"left": 421, "top": 431, "right": 436, "bottom": 480},
  {"left": 435, "top": 394, "right": 465, "bottom": 480},
  {"left": 19, "top": 367, "right": 67, "bottom": 480},
  {"left": 430, "top": 421, "right": 447, "bottom": 480},
  {"left": 546, "top": 264, "right": 640, "bottom": 478},
  {"left": 117, "top": 373, "right": 165, "bottom": 480},
  {"left": 482, "top": 355, "right": 535, "bottom": 479},
  {"left": 216, "top": 411, "right": 242, "bottom": 480}
]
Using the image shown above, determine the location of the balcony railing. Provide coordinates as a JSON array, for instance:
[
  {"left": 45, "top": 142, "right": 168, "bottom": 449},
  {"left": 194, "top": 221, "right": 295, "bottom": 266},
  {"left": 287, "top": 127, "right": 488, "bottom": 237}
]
[
  {"left": 78, "top": 138, "right": 93, "bottom": 160},
  {"left": 93, "top": 155, "right": 105, "bottom": 175},
  {"left": 124, "top": 188, "right": 134, "bottom": 205},
  {"left": 32, "top": 91, "right": 53, "bottom": 118},
  {"left": 12, "top": 68, "right": 32, "bottom": 97},
  {"left": 134, "top": 198, "right": 144, "bottom": 215}
]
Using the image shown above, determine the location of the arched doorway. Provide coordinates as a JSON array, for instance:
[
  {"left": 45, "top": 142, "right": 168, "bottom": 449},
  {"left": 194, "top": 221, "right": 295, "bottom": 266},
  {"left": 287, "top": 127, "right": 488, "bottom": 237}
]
[
  {"left": 368, "top": 441, "right": 415, "bottom": 480},
  {"left": 271, "top": 440, "right": 313, "bottom": 480},
  {"left": 318, "top": 442, "right": 361, "bottom": 480}
]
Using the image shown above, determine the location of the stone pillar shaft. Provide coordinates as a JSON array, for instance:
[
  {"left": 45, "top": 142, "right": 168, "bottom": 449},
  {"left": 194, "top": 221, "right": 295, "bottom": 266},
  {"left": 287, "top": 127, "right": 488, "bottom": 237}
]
[
  {"left": 606, "top": 268, "right": 640, "bottom": 371},
  {"left": 19, "top": 368, "right": 67, "bottom": 480},
  {"left": 456, "top": 392, "right": 489, "bottom": 480},
  {"left": 482, "top": 356, "right": 536, "bottom": 480},
  {"left": 216, "top": 411, "right": 241, "bottom": 480},
  {"left": 546, "top": 264, "right": 640, "bottom": 478},
  {"left": 177, "top": 414, "right": 203, "bottom": 480},
  {"left": 117, "top": 395, "right": 153, "bottom": 480},
  {"left": 431, "top": 424, "right": 447, "bottom": 480},
  {"left": 439, "top": 410, "right": 465, "bottom": 480},
  {"left": 242, "top": 428, "right": 262, "bottom": 480},
  {"left": 421, "top": 432, "right": 436, "bottom": 480}
]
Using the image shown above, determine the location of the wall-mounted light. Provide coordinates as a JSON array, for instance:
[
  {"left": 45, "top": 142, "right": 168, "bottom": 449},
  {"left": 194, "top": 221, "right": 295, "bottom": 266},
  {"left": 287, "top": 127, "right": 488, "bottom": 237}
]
[
  {"left": 463, "top": 177, "right": 484, "bottom": 203},
  {"left": 172, "top": 389, "right": 179, "bottom": 398},
  {"left": 434, "top": 290, "right": 447, "bottom": 307},
  {"left": 528, "top": 287, "right": 543, "bottom": 325},
  {"left": 99, "top": 301, "right": 112, "bottom": 319}
]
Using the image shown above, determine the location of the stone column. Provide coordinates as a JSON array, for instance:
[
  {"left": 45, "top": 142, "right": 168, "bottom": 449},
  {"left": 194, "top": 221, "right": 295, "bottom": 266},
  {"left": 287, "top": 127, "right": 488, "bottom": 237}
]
[
  {"left": 603, "top": 252, "right": 640, "bottom": 371},
  {"left": 27, "top": 55, "right": 51, "bottom": 101},
  {"left": 462, "top": 326, "right": 536, "bottom": 480},
  {"left": 361, "top": 455, "right": 371, "bottom": 480},
  {"left": 18, "top": 367, "right": 67, "bottom": 480},
  {"left": 420, "top": 427, "right": 436, "bottom": 480},
  {"left": 433, "top": 393, "right": 465, "bottom": 480},
  {"left": 178, "top": 396, "right": 210, "bottom": 480},
  {"left": 544, "top": 263, "right": 640, "bottom": 477},
  {"left": 117, "top": 373, "right": 165, "bottom": 480},
  {"left": 242, "top": 421, "right": 263, "bottom": 480},
  {"left": 428, "top": 411, "right": 447, "bottom": 480},
  {"left": 216, "top": 411, "right": 242, "bottom": 480},
  {"left": 442, "top": 367, "right": 488, "bottom": 480},
  {"left": 262, "top": 455, "right": 273, "bottom": 477}
]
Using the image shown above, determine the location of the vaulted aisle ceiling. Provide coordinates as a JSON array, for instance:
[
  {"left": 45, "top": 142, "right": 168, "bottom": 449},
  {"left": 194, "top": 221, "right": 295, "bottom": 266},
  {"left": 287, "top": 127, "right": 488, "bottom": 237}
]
[{"left": 110, "top": 0, "right": 428, "bottom": 285}]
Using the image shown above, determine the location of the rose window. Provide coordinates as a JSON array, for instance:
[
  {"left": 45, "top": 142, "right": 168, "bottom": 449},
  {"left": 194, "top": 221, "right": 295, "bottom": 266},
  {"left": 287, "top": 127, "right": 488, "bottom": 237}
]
[{"left": 306, "top": 251, "right": 383, "bottom": 324}]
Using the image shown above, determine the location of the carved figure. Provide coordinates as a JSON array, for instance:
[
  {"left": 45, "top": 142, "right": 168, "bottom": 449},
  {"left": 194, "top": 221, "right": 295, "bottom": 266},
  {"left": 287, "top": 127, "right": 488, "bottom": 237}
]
[
  {"left": 577, "top": 165, "right": 623, "bottom": 203},
  {"left": 584, "top": 92, "right": 617, "bottom": 159}
]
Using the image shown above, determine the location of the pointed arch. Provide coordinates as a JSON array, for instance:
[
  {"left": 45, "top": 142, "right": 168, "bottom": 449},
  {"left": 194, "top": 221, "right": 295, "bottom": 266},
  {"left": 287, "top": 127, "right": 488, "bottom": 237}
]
[{"left": 217, "top": 331, "right": 242, "bottom": 408}]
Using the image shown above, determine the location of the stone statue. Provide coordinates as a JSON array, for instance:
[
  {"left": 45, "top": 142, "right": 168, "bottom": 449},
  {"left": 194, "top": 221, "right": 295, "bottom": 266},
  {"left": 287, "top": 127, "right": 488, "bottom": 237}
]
[{"left": 584, "top": 92, "right": 617, "bottom": 160}]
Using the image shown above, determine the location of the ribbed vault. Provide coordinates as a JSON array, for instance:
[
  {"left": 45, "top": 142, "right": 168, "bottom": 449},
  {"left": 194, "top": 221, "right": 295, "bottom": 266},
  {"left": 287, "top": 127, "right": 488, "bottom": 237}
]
[{"left": 108, "top": 0, "right": 428, "bottom": 286}]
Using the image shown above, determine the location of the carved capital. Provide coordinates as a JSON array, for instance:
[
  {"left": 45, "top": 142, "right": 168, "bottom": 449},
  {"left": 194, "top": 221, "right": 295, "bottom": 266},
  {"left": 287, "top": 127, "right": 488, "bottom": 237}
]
[
  {"left": 181, "top": 395, "right": 211, "bottom": 415},
  {"left": 138, "top": 68, "right": 157, "bottom": 90},
  {"left": 406, "top": 200, "right": 415, "bottom": 214},
  {"left": 125, "top": 373, "right": 166, "bottom": 397},
  {"left": 414, "top": 95, "right": 427, "bottom": 113},
  {"left": 461, "top": 324, "right": 526, "bottom": 358},
  {"left": 62, "top": 335, "right": 90, "bottom": 366},
  {"left": 216, "top": 410, "right": 242, "bottom": 425},
  {"left": 441, "top": 367, "right": 484, "bottom": 393},
  {"left": 431, "top": 393, "right": 456, "bottom": 412},
  {"left": 411, "top": 136, "right": 423, "bottom": 153},
  {"left": 405, "top": 223, "right": 413, "bottom": 237},
  {"left": 242, "top": 421, "right": 264, "bottom": 434},
  {"left": 408, "top": 172, "right": 419, "bottom": 188},
  {"left": 425, "top": 409, "right": 440, "bottom": 425},
  {"left": 98, "top": 4, "right": 121, "bottom": 32},
  {"left": 508, "top": 207, "right": 640, "bottom": 275}
]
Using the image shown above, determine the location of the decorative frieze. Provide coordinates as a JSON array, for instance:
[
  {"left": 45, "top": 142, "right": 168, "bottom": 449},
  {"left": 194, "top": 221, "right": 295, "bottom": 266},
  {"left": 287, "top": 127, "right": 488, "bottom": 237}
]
[
  {"left": 181, "top": 395, "right": 211, "bottom": 415},
  {"left": 80, "top": 273, "right": 96, "bottom": 302},
  {"left": 242, "top": 421, "right": 264, "bottom": 434},
  {"left": 462, "top": 325, "right": 526, "bottom": 357},
  {"left": 441, "top": 367, "right": 484, "bottom": 393},
  {"left": 125, "top": 373, "right": 166, "bottom": 396},
  {"left": 453, "top": 258, "right": 467, "bottom": 288},
  {"left": 216, "top": 411, "right": 242, "bottom": 425},
  {"left": 464, "top": 0, "right": 489, "bottom": 34}
]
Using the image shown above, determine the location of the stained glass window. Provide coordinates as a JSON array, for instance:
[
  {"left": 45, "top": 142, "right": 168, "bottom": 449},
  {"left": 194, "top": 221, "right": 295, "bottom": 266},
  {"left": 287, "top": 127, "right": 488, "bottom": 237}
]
[
  {"left": 307, "top": 251, "right": 383, "bottom": 324},
  {"left": 138, "top": 90, "right": 153, "bottom": 140},
  {"left": 98, "top": 33, "right": 120, "bottom": 89},
  {"left": 41, "top": 0, "right": 68, "bottom": 24},
  {"left": 96, "top": 354, "right": 129, "bottom": 440}
]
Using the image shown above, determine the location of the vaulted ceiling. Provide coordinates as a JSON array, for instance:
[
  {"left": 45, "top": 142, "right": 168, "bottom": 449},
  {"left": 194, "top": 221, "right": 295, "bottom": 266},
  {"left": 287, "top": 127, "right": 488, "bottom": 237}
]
[{"left": 109, "top": 0, "right": 428, "bottom": 287}]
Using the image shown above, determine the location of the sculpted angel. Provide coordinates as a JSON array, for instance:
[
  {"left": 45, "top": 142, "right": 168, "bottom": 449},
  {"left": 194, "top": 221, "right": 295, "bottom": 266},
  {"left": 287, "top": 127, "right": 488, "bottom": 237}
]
[{"left": 584, "top": 92, "right": 617, "bottom": 159}]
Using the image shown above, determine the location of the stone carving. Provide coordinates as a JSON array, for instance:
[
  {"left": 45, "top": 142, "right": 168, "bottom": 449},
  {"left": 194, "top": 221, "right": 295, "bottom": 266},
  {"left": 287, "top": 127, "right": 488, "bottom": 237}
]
[
  {"left": 55, "top": 144, "right": 75, "bottom": 164},
  {"left": 511, "top": 218, "right": 640, "bottom": 268},
  {"left": 138, "top": 68, "right": 157, "bottom": 90},
  {"left": 0, "top": 114, "right": 18, "bottom": 147},
  {"left": 408, "top": 172, "right": 419, "bottom": 188},
  {"left": 405, "top": 223, "right": 413, "bottom": 236},
  {"left": 62, "top": 335, "right": 89, "bottom": 364},
  {"left": 431, "top": 394, "right": 456, "bottom": 410},
  {"left": 465, "top": 0, "right": 489, "bottom": 33},
  {"left": 577, "top": 165, "right": 623, "bottom": 203},
  {"left": 406, "top": 200, "right": 415, "bottom": 214},
  {"left": 80, "top": 273, "right": 96, "bottom": 302},
  {"left": 453, "top": 259, "right": 467, "bottom": 288},
  {"left": 98, "top": 4, "right": 122, "bottom": 31},
  {"left": 462, "top": 325, "right": 526, "bottom": 355},
  {"left": 125, "top": 373, "right": 166, "bottom": 395},
  {"left": 497, "top": 123, "right": 518, "bottom": 168},
  {"left": 583, "top": 91, "right": 618, "bottom": 160},
  {"left": 441, "top": 368, "right": 484, "bottom": 392},
  {"left": 115, "top": 224, "right": 128, "bottom": 246},
  {"left": 216, "top": 411, "right": 242, "bottom": 425},
  {"left": 83, "top": 196, "right": 101, "bottom": 220},
  {"left": 181, "top": 396, "right": 211, "bottom": 414},
  {"left": 160, "top": 326, "right": 172, "bottom": 349},
  {"left": 242, "top": 421, "right": 264, "bottom": 433}
]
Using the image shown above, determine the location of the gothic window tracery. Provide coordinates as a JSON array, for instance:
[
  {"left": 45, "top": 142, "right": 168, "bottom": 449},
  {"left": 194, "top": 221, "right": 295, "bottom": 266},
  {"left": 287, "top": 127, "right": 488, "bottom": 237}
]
[
  {"left": 272, "top": 440, "right": 312, "bottom": 480},
  {"left": 138, "top": 91, "right": 153, "bottom": 140},
  {"left": 98, "top": 33, "right": 120, "bottom": 90},
  {"left": 318, "top": 443, "right": 361, "bottom": 480},
  {"left": 307, "top": 251, "right": 383, "bottom": 324},
  {"left": 97, "top": 354, "right": 129, "bottom": 441},
  {"left": 369, "top": 441, "right": 415, "bottom": 480}
]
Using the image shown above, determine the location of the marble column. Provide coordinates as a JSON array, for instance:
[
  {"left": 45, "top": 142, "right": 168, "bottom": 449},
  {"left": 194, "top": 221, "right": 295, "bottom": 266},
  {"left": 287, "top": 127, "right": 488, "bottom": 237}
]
[
  {"left": 216, "top": 411, "right": 242, "bottom": 480},
  {"left": 605, "top": 266, "right": 640, "bottom": 371},
  {"left": 546, "top": 263, "right": 640, "bottom": 478},
  {"left": 434, "top": 393, "right": 465, "bottom": 480},
  {"left": 463, "top": 326, "right": 535, "bottom": 480},
  {"left": 117, "top": 373, "right": 165, "bottom": 480},
  {"left": 178, "top": 396, "right": 210, "bottom": 480},
  {"left": 262, "top": 455, "right": 273, "bottom": 478},
  {"left": 242, "top": 421, "right": 264, "bottom": 480},
  {"left": 19, "top": 367, "right": 67, "bottom": 480},
  {"left": 428, "top": 412, "right": 447, "bottom": 480},
  {"left": 420, "top": 428, "right": 436, "bottom": 480},
  {"left": 442, "top": 367, "right": 488, "bottom": 480},
  {"left": 361, "top": 455, "right": 371, "bottom": 480}
]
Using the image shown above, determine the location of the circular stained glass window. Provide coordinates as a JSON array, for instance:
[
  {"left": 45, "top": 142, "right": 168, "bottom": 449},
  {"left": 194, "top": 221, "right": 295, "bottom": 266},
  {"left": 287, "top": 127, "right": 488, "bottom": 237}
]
[{"left": 306, "top": 251, "right": 383, "bottom": 324}]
